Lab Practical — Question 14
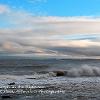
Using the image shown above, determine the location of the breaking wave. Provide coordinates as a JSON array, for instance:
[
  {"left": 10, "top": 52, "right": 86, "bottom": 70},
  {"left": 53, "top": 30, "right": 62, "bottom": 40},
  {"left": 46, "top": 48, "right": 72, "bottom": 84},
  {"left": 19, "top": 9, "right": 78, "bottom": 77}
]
[
  {"left": 27, "top": 65, "right": 100, "bottom": 78},
  {"left": 66, "top": 65, "right": 100, "bottom": 77},
  {"left": 46, "top": 65, "right": 100, "bottom": 77}
]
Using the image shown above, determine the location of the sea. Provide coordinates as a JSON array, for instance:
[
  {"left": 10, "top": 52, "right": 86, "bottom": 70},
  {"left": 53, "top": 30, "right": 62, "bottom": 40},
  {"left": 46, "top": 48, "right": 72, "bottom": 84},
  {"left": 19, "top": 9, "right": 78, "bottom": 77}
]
[{"left": 0, "top": 56, "right": 100, "bottom": 100}]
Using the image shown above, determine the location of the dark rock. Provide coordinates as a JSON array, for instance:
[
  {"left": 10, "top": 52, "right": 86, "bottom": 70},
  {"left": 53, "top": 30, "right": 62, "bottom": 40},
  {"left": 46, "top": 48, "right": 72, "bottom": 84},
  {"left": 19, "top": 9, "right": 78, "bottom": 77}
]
[
  {"left": 1, "top": 95, "right": 12, "bottom": 99},
  {"left": 26, "top": 78, "right": 36, "bottom": 79},
  {"left": 54, "top": 71, "right": 65, "bottom": 76},
  {"left": 8, "top": 82, "right": 15, "bottom": 85}
]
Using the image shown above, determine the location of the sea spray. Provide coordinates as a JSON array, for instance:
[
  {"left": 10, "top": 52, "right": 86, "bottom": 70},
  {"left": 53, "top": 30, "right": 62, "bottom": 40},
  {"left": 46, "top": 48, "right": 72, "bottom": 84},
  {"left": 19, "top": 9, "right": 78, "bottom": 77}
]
[
  {"left": 47, "top": 65, "right": 100, "bottom": 77},
  {"left": 25, "top": 65, "right": 100, "bottom": 78},
  {"left": 67, "top": 65, "right": 100, "bottom": 77}
]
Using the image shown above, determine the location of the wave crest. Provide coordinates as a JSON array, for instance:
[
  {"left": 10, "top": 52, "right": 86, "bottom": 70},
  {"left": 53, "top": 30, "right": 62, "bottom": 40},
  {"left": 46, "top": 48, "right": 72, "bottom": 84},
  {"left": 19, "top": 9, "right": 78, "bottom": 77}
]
[
  {"left": 35, "top": 65, "right": 100, "bottom": 78},
  {"left": 66, "top": 65, "right": 100, "bottom": 77}
]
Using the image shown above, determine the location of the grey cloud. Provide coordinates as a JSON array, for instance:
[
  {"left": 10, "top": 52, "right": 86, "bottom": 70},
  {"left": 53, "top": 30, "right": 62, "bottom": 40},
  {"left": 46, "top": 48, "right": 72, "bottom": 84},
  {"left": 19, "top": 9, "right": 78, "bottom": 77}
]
[
  {"left": 46, "top": 46, "right": 100, "bottom": 57},
  {"left": 1, "top": 5, "right": 100, "bottom": 58}
]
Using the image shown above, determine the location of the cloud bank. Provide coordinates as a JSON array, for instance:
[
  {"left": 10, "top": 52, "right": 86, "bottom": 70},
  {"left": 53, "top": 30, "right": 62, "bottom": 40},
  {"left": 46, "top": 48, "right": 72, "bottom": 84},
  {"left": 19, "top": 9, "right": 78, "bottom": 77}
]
[
  {"left": 0, "top": 4, "right": 100, "bottom": 58},
  {"left": 0, "top": 5, "right": 10, "bottom": 14}
]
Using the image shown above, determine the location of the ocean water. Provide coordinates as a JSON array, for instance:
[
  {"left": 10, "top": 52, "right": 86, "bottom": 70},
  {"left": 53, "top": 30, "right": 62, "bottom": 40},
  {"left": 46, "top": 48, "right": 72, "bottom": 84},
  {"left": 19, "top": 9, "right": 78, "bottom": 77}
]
[
  {"left": 0, "top": 58, "right": 100, "bottom": 75},
  {"left": 0, "top": 58, "right": 100, "bottom": 100}
]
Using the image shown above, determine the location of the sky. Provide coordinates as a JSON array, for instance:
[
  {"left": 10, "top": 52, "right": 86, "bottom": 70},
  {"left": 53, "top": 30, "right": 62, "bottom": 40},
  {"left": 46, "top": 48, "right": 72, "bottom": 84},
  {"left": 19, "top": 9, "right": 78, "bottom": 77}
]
[{"left": 0, "top": 0, "right": 100, "bottom": 58}]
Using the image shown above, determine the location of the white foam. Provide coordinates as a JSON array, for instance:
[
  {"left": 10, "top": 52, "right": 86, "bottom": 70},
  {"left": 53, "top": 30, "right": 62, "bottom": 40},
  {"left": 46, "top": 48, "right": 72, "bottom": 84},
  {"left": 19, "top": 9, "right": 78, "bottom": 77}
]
[{"left": 67, "top": 65, "right": 100, "bottom": 77}]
